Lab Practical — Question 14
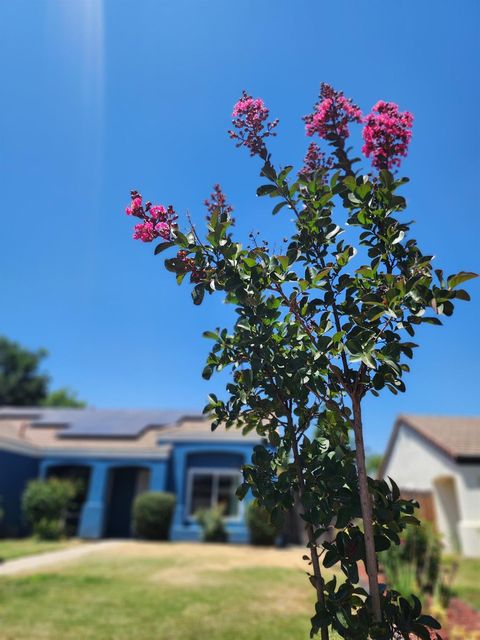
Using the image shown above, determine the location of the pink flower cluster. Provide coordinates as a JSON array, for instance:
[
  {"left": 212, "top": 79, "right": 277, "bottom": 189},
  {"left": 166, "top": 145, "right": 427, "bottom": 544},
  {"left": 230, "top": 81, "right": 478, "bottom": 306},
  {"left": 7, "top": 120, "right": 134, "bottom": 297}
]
[
  {"left": 125, "top": 190, "right": 177, "bottom": 243},
  {"left": 228, "top": 91, "right": 279, "bottom": 156},
  {"left": 304, "top": 83, "right": 362, "bottom": 140},
  {"left": 362, "top": 101, "right": 413, "bottom": 170},
  {"left": 299, "top": 142, "right": 334, "bottom": 179},
  {"left": 204, "top": 184, "right": 233, "bottom": 218}
]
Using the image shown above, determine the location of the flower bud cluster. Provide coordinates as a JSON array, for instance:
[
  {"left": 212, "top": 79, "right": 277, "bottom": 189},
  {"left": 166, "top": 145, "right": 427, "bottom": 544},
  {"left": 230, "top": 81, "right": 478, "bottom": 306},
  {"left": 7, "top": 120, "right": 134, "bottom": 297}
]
[{"left": 176, "top": 250, "right": 206, "bottom": 283}]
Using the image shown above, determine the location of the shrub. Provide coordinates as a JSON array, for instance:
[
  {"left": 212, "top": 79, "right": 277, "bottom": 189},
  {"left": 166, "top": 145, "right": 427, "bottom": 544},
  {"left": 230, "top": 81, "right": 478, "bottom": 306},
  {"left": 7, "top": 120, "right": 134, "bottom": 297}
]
[
  {"left": 246, "top": 500, "right": 279, "bottom": 545},
  {"left": 381, "top": 520, "right": 442, "bottom": 594},
  {"left": 33, "top": 518, "right": 64, "bottom": 541},
  {"left": 132, "top": 491, "right": 175, "bottom": 540},
  {"left": 196, "top": 506, "right": 228, "bottom": 543},
  {"left": 22, "top": 478, "right": 75, "bottom": 540}
]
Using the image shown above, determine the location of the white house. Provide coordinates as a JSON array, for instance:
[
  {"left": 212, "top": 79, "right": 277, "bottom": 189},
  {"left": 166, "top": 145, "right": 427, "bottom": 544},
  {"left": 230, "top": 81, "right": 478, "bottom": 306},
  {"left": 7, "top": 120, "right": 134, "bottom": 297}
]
[{"left": 380, "top": 414, "right": 480, "bottom": 558}]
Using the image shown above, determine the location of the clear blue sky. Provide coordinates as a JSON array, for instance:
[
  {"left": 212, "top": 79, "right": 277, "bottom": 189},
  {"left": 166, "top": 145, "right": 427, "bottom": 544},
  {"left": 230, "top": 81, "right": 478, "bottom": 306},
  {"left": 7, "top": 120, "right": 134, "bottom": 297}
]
[{"left": 1, "top": 0, "right": 479, "bottom": 452}]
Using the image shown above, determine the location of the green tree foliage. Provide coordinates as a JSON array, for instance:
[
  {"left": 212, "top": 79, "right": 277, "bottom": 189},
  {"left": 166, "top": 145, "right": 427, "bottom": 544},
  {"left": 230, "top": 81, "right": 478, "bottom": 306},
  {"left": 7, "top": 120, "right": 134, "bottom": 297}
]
[
  {"left": 125, "top": 85, "right": 476, "bottom": 639},
  {"left": 366, "top": 453, "right": 383, "bottom": 477},
  {"left": 0, "top": 336, "right": 86, "bottom": 407},
  {"left": 42, "top": 387, "right": 86, "bottom": 408},
  {"left": 0, "top": 336, "right": 49, "bottom": 406}
]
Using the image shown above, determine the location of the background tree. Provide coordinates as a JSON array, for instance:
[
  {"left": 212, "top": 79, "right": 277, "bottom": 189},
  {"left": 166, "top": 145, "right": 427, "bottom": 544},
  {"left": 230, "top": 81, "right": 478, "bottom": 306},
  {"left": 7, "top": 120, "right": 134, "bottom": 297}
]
[
  {"left": 366, "top": 453, "right": 383, "bottom": 477},
  {"left": 124, "top": 85, "right": 476, "bottom": 639},
  {"left": 0, "top": 336, "right": 49, "bottom": 406},
  {"left": 42, "top": 387, "right": 86, "bottom": 408},
  {"left": 0, "top": 336, "right": 86, "bottom": 407}
]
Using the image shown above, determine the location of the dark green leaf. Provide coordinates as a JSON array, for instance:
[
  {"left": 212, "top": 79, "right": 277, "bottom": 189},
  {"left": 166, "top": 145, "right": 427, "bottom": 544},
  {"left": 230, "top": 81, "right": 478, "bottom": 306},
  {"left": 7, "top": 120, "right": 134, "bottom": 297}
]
[
  {"left": 256, "top": 184, "right": 279, "bottom": 197},
  {"left": 154, "top": 241, "right": 174, "bottom": 255}
]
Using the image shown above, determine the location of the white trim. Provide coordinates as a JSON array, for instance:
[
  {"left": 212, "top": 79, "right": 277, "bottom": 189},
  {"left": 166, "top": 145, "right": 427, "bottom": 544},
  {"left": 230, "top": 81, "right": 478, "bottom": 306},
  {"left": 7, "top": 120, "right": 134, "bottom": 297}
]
[
  {"left": 0, "top": 438, "right": 40, "bottom": 457},
  {"left": 40, "top": 446, "right": 171, "bottom": 459},
  {"left": 0, "top": 439, "right": 172, "bottom": 460},
  {"left": 185, "top": 467, "right": 243, "bottom": 523}
]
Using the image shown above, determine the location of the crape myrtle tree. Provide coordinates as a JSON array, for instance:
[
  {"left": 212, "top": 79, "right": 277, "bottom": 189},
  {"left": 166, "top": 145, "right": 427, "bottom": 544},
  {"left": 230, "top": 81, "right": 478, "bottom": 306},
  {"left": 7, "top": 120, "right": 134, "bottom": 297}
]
[{"left": 124, "top": 85, "right": 476, "bottom": 639}]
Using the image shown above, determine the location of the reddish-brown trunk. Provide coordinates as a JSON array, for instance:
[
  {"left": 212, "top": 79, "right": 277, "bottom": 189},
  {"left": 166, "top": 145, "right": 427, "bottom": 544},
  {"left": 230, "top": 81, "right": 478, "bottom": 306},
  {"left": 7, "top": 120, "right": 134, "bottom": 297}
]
[{"left": 352, "top": 396, "right": 382, "bottom": 623}]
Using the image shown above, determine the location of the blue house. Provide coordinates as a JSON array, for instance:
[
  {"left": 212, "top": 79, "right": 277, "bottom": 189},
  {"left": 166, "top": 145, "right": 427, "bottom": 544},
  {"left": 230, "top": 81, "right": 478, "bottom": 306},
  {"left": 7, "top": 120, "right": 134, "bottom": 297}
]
[{"left": 0, "top": 408, "right": 261, "bottom": 542}]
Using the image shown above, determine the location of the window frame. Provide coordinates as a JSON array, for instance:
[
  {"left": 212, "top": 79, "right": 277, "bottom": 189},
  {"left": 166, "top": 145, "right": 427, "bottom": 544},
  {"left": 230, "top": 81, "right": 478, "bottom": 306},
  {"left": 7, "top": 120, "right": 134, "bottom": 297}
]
[{"left": 185, "top": 467, "right": 244, "bottom": 523}]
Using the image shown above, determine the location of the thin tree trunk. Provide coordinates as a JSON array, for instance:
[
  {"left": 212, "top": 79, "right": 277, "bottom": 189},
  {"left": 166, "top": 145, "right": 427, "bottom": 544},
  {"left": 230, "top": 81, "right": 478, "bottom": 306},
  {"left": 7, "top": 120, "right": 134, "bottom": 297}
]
[
  {"left": 351, "top": 396, "right": 382, "bottom": 622},
  {"left": 291, "top": 438, "right": 330, "bottom": 640}
]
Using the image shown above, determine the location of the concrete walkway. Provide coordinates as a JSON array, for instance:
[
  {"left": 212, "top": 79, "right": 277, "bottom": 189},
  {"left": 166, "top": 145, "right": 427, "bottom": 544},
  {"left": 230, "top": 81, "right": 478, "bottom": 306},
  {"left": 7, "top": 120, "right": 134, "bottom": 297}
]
[{"left": 0, "top": 540, "right": 122, "bottom": 576}]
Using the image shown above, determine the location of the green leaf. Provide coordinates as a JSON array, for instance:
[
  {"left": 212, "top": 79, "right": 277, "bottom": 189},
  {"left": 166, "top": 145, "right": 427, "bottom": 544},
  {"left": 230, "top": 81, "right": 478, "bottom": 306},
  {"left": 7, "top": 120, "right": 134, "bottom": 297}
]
[
  {"left": 154, "top": 241, "right": 174, "bottom": 255},
  {"left": 323, "top": 549, "right": 339, "bottom": 568},
  {"left": 236, "top": 483, "right": 249, "bottom": 500},
  {"left": 256, "top": 184, "right": 278, "bottom": 197},
  {"left": 343, "top": 176, "right": 357, "bottom": 191},
  {"left": 373, "top": 535, "right": 391, "bottom": 552},
  {"left": 409, "top": 626, "right": 431, "bottom": 640},
  {"left": 447, "top": 271, "right": 478, "bottom": 289},
  {"left": 272, "top": 201, "right": 287, "bottom": 215},
  {"left": 391, "top": 230, "right": 405, "bottom": 245},
  {"left": 202, "top": 365, "right": 213, "bottom": 380},
  {"left": 421, "top": 316, "right": 442, "bottom": 326},
  {"left": 202, "top": 331, "right": 218, "bottom": 340},
  {"left": 454, "top": 289, "right": 471, "bottom": 301},
  {"left": 417, "top": 615, "right": 441, "bottom": 630},
  {"left": 192, "top": 285, "right": 205, "bottom": 305},
  {"left": 360, "top": 352, "right": 376, "bottom": 369},
  {"left": 278, "top": 165, "right": 293, "bottom": 182}
]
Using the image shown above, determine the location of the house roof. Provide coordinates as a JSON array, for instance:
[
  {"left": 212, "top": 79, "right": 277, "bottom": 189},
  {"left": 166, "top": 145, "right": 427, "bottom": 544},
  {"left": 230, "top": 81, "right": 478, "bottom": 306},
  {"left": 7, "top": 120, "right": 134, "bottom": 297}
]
[
  {"left": 0, "top": 408, "right": 199, "bottom": 438},
  {"left": 379, "top": 413, "right": 480, "bottom": 477},
  {"left": 0, "top": 407, "right": 262, "bottom": 456}
]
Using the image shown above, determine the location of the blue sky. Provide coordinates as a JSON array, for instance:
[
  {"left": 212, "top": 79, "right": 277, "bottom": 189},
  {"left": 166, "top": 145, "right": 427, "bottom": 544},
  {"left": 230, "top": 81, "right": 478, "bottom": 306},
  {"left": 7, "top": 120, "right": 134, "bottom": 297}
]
[{"left": 1, "top": 0, "right": 479, "bottom": 452}]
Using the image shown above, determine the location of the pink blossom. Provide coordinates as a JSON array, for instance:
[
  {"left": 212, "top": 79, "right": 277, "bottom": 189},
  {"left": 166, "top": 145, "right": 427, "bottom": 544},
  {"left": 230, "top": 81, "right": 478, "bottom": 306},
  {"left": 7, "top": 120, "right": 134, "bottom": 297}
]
[
  {"left": 228, "top": 91, "right": 279, "bottom": 157},
  {"left": 299, "top": 142, "right": 334, "bottom": 179},
  {"left": 154, "top": 221, "right": 171, "bottom": 240},
  {"left": 133, "top": 220, "right": 157, "bottom": 242},
  {"left": 304, "top": 83, "right": 362, "bottom": 140},
  {"left": 126, "top": 193, "right": 143, "bottom": 216},
  {"left": 126, "top": 190, "right": 177, "bottom": 242},
  {"left": 149, "top": 205, "right": 167, "bottom": 220},
  {"left": 362, "top": 101, "right": 413, "bottom": 170}
]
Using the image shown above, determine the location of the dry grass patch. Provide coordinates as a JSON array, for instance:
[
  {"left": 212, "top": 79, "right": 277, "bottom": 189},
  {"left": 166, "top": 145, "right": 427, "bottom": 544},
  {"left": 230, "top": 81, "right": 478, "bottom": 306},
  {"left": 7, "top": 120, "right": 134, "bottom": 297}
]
[{"left": 0, "top": 541, "right": 340, "bottom": 640}]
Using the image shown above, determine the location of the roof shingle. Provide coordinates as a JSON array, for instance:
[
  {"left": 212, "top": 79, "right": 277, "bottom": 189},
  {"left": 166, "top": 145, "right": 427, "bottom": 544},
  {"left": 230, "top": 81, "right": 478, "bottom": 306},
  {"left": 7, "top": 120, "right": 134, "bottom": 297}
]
[{"left": 394, "top": 414, "right": 480, "bottom": 461}]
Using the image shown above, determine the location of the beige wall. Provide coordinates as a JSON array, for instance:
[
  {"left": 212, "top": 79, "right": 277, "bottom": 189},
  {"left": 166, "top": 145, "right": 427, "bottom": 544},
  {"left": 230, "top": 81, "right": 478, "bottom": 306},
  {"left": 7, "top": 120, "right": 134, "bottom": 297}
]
[{"left": 383, "top": 425, "right": 480, "bottom": 557}]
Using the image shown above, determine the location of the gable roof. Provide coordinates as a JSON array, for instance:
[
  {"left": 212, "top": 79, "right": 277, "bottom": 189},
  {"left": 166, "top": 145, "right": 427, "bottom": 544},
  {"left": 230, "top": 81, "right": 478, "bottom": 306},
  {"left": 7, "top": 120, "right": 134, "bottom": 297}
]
[{"left": 379, "top": 414, "right": 480, "bottom": 477}]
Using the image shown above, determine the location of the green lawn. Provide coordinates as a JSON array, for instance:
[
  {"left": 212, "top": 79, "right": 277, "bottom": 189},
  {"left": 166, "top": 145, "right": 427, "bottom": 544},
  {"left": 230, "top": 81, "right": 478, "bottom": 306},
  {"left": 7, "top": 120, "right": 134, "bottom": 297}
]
[
  {"left": 0, "top": 538, "right": 79, "bottom": 562},
  {"left": 449, "top": 556, "right": 480, "bottom": 610},
  {"left": 0, "top": 542, "right": 339, "bottom": 640}
]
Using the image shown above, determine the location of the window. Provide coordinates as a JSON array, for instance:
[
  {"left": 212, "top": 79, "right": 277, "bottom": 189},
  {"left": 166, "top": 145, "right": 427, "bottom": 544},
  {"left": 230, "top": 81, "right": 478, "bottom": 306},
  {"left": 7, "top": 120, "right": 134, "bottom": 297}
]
[{"left": 187, "top": 468, "right": 242, "bottom": 520}]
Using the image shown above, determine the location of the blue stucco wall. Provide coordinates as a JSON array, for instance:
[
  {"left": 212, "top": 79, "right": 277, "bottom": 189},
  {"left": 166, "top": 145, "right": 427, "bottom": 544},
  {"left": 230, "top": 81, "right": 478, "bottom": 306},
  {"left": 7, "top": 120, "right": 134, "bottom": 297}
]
[
  {"left": 0, "top": 441, "right": 256, "bottom": 542},
  {"left": 0, "top": 450, "right": 39, "bottom": 536},
  {"left": 40, "top": 456, "right": 168, "bottom": 539}
]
